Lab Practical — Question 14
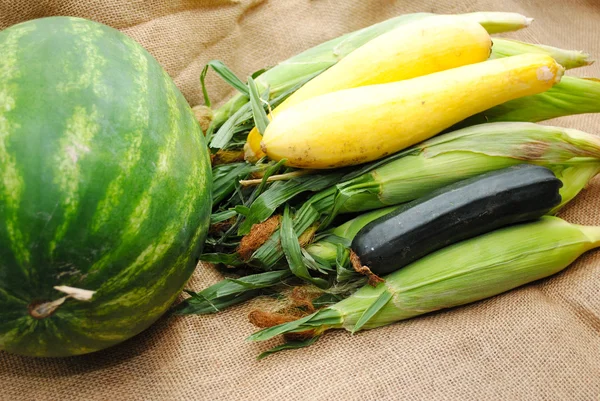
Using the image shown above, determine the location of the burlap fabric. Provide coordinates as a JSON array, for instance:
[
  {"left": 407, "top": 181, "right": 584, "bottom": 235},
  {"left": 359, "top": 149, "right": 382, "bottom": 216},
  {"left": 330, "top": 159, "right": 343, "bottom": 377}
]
[{"left": 1, "top": 1, "right": 600, "bottom": 400}]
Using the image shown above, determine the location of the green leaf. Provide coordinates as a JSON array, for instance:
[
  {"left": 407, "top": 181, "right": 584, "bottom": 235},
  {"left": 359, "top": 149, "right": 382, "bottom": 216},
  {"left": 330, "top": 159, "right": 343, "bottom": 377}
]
[
  {"left": 212, "top": 162, "right": 255, "bottom": 205},
  {"left": 257, "top": 336, "right": 321, "bottom": 360},
  {"left": 251, "top": 67, "right": 270, "bottom": 79},
  {"left": 238, "top": 173, "right": 343, "bottom": 235},
  {"left": 234, "top": 205, "right": 251, "bottom": 216},
  {"left": 301, "top": 249, "right": 333, "bottom": 274},
  {"left": 209, "top": 67, "right": 326, "bottom": 151},
  {"left": 248, "top": 76, "right": 270, "bottom": 135},
  {"left": 352, "top": 289, "right": 393, "bottom": 333},
  {"left": 323, "top": 234, "right": 352, "bottom": 248},
  {"left": 280, "top": 205, "right": 328, "bottom": 288},
  {"left": 177, "top": 291, "right": 257, "bottom": 315},
  {"left": 201, "top": 60, "right": 249, "bottom": 108},
  {"left": 210, "top": 102, "right": 253, "bottom": 149},
  {"left": 204, "top": 124, "right": 215, "bottom": 144},
  {"left": 211, "top": 210, "right": 237, "bottom": 224},
  {"left": 335, "top": 244, "right": 356, "bottom": 282},
  {"left": 246, "top": 159, "right": 288, "bottom": 205},
  {"left": 312, "top": 293, "right": 344, "bottom": 308},
  {"left": 175, "top": 270, "right": 292, "bottom": 315},
  {"left": 248, "top": 311, "right": 319, "bottom": 342},
  {"left": 199, "top": 253, "right": 243, "bottom": 266},
  {"left": 250, "top": 195, "right": 323, "bottom": 268},
  {"left": 248, "top": 307, "right": 343, "bottom": 342}
]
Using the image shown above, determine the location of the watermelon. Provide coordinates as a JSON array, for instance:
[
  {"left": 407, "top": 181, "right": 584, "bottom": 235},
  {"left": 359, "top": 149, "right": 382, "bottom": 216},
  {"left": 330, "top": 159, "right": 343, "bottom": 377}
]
[{"left": 0, "top": 17, "right": 212, "bottom": 357}]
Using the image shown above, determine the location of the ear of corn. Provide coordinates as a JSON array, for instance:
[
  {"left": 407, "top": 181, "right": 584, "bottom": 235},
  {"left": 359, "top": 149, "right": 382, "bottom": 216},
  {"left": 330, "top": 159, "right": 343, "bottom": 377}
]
[
  {"left": 261, "top": 54, "right": 564, "bottom": 169},
  {"left": 243, "top": 16, "right": 492, "bottom": 161},
  {"left": 210, "top": 11, "right": 531, "bottom": 137},
  {"left": 249, "top": 216, "right": 600, "bottom": 346},
  {"left": 333, "top": 122, "right": 600, "bottom": 216}
]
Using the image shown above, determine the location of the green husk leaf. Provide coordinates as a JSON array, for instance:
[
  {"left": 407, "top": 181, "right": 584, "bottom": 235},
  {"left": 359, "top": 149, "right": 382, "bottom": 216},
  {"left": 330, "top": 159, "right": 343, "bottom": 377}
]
[
  {"left": 212, "top": 162, "right": 256, "bottom": 206},
  {"left": 209, "top": 71, "right": 322, "bottom": 150},
  {"left": 351, "top": 288, "right": 393, "bottom": 333},
  {"left": 280, "top": 205, "right": 328, "bottom": 288},
  {"left": 248, "top": 76, "right": 270, "bottom": 135},
  {"left": 234, "top": 205, "right": 251, "bottom": 216},
  {"left": 210, "top": 102, "right": 253, "bottom": 149},
  {"left": 210, "top": 209, "right": 237, "bottom": 224},
  {"left": 251, "top": 67, "right": 270, "bottom": 79},
  {"left": 301, "top": 249, "right": 334, "bottom": 274},
  {"left": 331, "top": 206, "right": 398, "bottom": 239},
  {"left": 249, "top": 193, "right": 328, "bottom": 268},
  {"left": 550, "top": 163, "right": 600, "bottom": 213},
  {"left": 176, "top": 270, "right": 292, "bottom": 315},
  {"left": 201, "top": 60, "right": 249, "bottom": 108},
  {"left": 312, "top": 293, "right": 345, "bottom": 308},
  {"left": 177, "top": 290, "right": 257, "bottom": 315},
  {"left": 238, "top": 173, "right": 343, "bottom": 235},
  {"left": 257, "top": 335, "right": 322, "bottom": 360},
  {"left": 248, "top": 308, "right": 343, "bottom": 342},
  {"left": 251, "top": 159, "right": 287, "bottom": 202},
  {"left": 459, "top": 76, "right": 600, "bottom": 127},
  {"left": 199, "top": 252, "right": 244, "bottom": 266},
  {"left": 335, "top": 244, "right": 355, "bottom": 282},
  {"left": 460, "top": 11, "right": 531, "bottom": 34},
  {"left": 217, "top": 162, "right": 295, "bottom": 245}
]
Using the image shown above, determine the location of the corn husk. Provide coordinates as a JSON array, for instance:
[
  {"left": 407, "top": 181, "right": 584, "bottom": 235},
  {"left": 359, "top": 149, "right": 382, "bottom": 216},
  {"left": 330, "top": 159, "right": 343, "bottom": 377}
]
[
  {"left": 460, "top": 76, "right": 600, "bottom": 126},
  {"left": 333, "top": 122, "right": 600, "bottom": 217},
  {"left": 249, "top": 216, "right": 600, "bottom": 356}
]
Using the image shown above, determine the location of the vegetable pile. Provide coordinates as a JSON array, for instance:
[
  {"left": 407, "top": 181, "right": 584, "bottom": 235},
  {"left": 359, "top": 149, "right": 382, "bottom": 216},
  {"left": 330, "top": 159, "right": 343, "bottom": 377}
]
[{"left": 185, "top": 11, "right": 600, "bottom": 358}]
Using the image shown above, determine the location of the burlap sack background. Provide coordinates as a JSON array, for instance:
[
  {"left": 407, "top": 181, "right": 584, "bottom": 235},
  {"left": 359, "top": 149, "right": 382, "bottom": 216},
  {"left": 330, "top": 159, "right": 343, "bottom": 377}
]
[{"left": 1, "top": 1, "right": 599, "bottom": 400}]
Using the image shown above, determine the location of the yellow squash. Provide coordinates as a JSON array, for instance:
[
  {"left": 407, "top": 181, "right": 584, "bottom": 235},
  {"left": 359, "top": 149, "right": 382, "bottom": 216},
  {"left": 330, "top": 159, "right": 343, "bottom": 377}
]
[
  {"left": 261, "top": 54, "right": 565, "bottom": 169},
  {"left": 244, "top": 15, "right": 493, "bottom": 161}
]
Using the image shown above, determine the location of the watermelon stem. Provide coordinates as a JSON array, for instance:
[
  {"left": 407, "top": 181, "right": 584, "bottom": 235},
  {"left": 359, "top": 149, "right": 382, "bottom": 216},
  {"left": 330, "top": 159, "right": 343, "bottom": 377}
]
[
  {"left": 28, "top": 286, "right": 96, "bottom": 319},
  {"left": 28, "top": 297, "right": 68, "bottom": 319}
]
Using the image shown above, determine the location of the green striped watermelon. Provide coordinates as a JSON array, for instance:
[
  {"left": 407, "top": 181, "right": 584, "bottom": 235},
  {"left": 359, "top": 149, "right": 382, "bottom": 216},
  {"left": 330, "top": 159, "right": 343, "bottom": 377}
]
[{"left": 0, "top": 17, "right": 212, "bottom": 357}]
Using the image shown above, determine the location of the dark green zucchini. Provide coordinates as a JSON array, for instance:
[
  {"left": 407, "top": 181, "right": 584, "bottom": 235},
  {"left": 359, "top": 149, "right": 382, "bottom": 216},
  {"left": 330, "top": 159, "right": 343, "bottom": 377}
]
[{"left": 351, "top": 164, "right": 562, "bottom": 276}]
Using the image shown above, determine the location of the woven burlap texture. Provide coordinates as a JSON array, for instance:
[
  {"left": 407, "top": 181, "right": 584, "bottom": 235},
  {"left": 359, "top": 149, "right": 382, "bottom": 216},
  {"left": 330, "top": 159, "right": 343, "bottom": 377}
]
[{"left": 1, "top": 0, "right": 600, "bottom": 400}]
